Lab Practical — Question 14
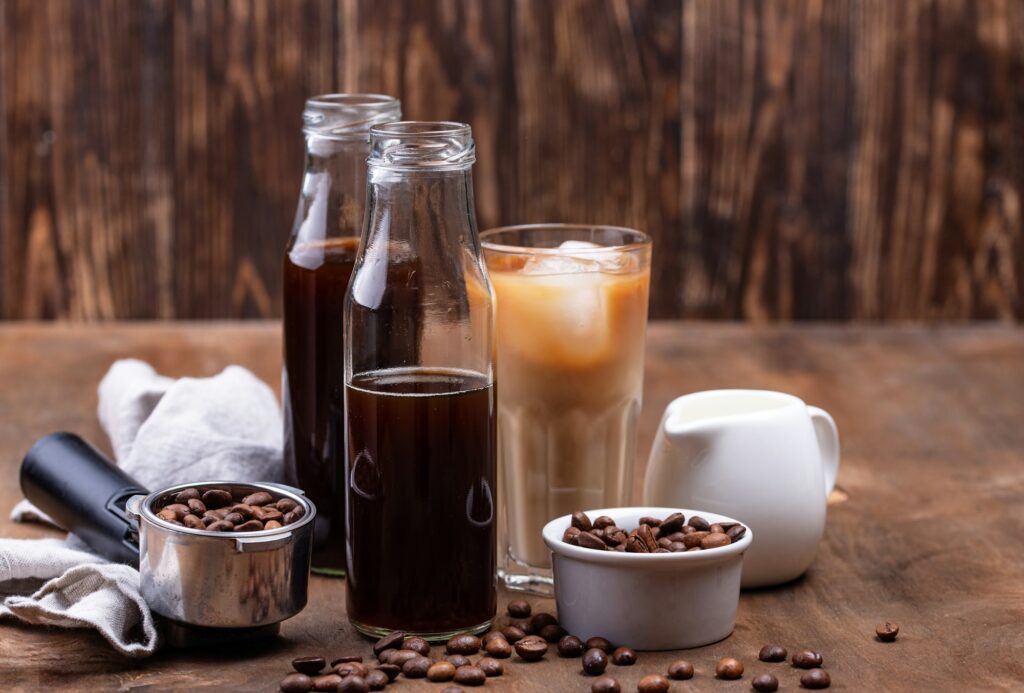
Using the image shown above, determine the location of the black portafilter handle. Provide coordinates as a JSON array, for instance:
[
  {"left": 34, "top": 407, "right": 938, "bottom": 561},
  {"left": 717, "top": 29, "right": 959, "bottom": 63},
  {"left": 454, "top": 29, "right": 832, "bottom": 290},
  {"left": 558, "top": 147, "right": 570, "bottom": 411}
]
[{"left": 20, "top": 432, "right": 148, "bottom": 567}]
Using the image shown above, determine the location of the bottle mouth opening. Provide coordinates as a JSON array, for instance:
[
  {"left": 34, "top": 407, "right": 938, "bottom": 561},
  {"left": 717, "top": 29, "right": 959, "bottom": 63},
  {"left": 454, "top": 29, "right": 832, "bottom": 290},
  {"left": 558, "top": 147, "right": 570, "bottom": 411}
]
[
  {"left": 369, "top": 121, "right": 476, "bottom": 170},
  {"left": 303, "top": 94, "right": 402, "bottom": 139}
]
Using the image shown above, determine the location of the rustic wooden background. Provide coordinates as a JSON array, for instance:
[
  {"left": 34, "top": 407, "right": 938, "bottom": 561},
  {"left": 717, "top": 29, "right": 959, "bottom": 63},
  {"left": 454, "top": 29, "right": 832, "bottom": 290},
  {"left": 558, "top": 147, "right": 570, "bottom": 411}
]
[{"left": 1, "top": 0, "right": 1022, "bottom": 321}]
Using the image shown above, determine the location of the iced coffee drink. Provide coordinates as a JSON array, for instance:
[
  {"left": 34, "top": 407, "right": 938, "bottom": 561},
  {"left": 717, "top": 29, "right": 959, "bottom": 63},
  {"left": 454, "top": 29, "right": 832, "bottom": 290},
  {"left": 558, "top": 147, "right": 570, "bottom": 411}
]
[{"left": 482, "top": 225, "right": 651, "bottom": 592}]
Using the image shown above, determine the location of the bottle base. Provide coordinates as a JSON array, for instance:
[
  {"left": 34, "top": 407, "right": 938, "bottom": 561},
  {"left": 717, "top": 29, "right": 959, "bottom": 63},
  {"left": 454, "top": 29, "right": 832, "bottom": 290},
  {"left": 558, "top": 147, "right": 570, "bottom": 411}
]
[
  {"left": 350, "top": 617, "right": 493, "bottom": 644},
  {"left": 498, "top": 567, "right": 555, "bottom": 596}
]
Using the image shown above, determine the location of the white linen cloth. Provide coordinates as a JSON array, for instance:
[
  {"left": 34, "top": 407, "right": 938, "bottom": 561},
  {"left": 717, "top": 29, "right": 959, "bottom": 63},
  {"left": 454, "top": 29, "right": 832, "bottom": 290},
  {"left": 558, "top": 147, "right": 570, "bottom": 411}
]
[{"left": 2, "top": 359, "right": 283, "bottom": 657}]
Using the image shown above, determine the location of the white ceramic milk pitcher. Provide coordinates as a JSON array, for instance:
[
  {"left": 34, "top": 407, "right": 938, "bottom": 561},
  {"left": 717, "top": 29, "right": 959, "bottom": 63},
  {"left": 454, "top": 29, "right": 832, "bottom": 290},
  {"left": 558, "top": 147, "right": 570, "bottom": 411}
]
[{"left": 643, "top": 390, "right": 839, "bottom": 587}]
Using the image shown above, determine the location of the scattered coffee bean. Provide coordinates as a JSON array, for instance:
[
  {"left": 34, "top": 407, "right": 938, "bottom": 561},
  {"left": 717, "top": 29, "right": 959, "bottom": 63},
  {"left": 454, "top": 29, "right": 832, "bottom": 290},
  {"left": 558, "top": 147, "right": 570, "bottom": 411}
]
[
  {"left": 507, "top": 599, "right": 531, "bottom": 618},
  {"left": 667, "top": 659, "right": 694, "bottom": 680},
  {"left": 688, "top": 515, "right": 711, "bottom": 531},
  {"left": 337, "top": 676, "right": 368, "bottom": 693},
  {"left": 540, "top": 623, "right": 567, "bottom": 642},
  {"left": 364, "top": 670, "right": 389, "bottom": 691},
  {"left": 335, "top": 662, "right": 369, "bottom": 678},
  {"left": 453, "top": 665, "right": 486, "bottom": 686},
  {"left": 800, "top": 668, "right": 831, "bottom": 689},
  {"left": 332, "top": 656, "right": 363, "bottom": 666},
  {"left": 446, "top": 633, "right": 482, "bottom": 655},
  {"left": 582, "top": 648, "right": 609, "bottom": 675},
  {"left": 585, "top": 636, "right": 614, "bottom": 653},
  {"left": 484, "top": 637, "right": 512, "bottom": 658},
  {"left": 387, "top": 650, "right": 419, "bottom": 667},
  {"left": 374, "top": 630, "right": 405, "bottom": 655},
  {"left": 876, "top": 621, "right": 899, "bottom": 642},
  {"left": 529, "top": 612, "right": 558, "bottom": 632},
  {"left": 716, "top": 657, "right": 744, "bottom": 679},
  {"left": 312, "top": 673, "right": 342, "bottom": 691},
  {"left": 402, "top": 636, "right": 431, "bottom": 655},
  {"left": 427, "top": 661, "right": 457, "bottom": 682},
  {"left": 558, "top": 634, "right": 586, "bottom": 657},
  {"left": 499, "top": 625, "right": 526, "bottom": 643},
  {"left": 477, "top": 657, "right": 504, "bottom": 677},
  {"left": 592, "top": 675, "right": 621, "bottom": 693},
  {"left": 572, "top": 510, "right": 593, "bottom": 531},
  {"left": 375, "top": 664, "right": 400, "bottom": 682},
  {"left": 202, "top": 488, "right": 232, "bottom": 509},
  {"left": 637, "top": 674, "right": 670, "bottom": 693},
  {"left": 401, "top": 655, "right": 431, "bottom": 678},
  {"left": 611, "top": 647, "right": 636, "bottom": 666},
  {"left": 759, "top": 644, "right": 787, "bottom": 662},
  {"left": 752, "top": 673, "right": 779, "bottom": 691},
  {"left": 292, "top": 656, "right": 326, "bottom": 676},
  {"left": 446, "top": 654, "right": 472, "bottom": 668},
  {"left": 481, "top": 630, "right": 504, "bottom": 644},
  {"left": 280, "top": 672, "right": 313, "bottom": 693},
  {"left": 792, "top": 650, "right": 823, "bottom": 668},
  {"left": 514, "top": 635, "right": 547, "bottom": 661}
]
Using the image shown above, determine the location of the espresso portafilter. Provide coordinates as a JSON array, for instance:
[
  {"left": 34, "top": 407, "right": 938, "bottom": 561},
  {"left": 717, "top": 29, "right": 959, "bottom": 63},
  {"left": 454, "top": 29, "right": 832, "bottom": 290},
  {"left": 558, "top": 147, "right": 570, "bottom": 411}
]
[{"left": 20, "top": 432, "right": 316, "bottom": 645}]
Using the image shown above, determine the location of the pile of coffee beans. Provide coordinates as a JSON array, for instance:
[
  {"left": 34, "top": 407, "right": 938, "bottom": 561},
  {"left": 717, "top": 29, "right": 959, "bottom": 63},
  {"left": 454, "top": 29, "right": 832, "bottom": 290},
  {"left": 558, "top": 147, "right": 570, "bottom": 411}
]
[
  {"left": 152, "top": 485, "right": 306, "bottom": 532},
  {"left": 563, "top": 511, "right": 746, "bottom": 553}
]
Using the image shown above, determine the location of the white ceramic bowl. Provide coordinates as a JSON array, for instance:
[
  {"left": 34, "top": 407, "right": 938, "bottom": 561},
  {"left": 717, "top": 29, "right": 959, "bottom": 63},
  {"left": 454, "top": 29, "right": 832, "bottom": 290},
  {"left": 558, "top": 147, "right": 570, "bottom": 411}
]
[{"left": 542, "top": 507, "right": 753, "bottom": 651}]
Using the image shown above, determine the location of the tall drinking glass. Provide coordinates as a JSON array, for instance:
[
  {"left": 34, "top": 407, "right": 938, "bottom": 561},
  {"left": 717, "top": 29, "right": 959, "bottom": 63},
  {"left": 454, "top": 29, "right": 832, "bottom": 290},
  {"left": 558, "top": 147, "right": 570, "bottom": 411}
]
[{"left": 481, "top": 225, "right": 651, "bottom": 594}]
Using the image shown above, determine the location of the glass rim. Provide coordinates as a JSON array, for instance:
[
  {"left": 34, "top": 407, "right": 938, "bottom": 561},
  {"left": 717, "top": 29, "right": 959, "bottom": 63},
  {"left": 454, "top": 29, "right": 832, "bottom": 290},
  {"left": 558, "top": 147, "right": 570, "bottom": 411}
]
[
  {"left": 370, "top": 120, "right": 471, "bottom": 137},
  {"left": 480, "top": 223, "right": 651, "bottom": 255},
  {"left": 305, "top": 93, "right": 400, "bottom": 110}
]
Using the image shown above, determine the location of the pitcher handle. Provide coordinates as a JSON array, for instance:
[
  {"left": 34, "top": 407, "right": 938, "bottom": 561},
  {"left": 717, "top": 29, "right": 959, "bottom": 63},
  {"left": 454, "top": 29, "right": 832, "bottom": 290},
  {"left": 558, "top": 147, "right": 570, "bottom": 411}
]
[{"left": 808, "top": 406, "right": 840, "bottom": 496}]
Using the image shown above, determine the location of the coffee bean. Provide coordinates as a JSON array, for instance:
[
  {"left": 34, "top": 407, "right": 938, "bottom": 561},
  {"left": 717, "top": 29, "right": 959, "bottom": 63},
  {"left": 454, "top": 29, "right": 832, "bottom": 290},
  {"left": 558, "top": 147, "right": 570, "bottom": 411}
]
[
  {"left": 446, "top": 633, "right": 482, "bottom": 655},
  {"left": 876, "top": 621, "right": 899, "bottom": 642},
  {"left": 375, "top": 664, "right": 400, "bottom": 682},
  {"left": 174, "top": 487, "right": 200, "bottom": 504},
  {"left": 585, "top": 636, "right": 614, "bottom": 653},
  {"left": 557, "top": 634, "right": 585, "bottom": 657},
  {"left": 484, "top": 637, "right": 512, "bottom": 658},
  {"left": 593, "top": 515, "right": 616, "bottom": 529},
  {"left": 668, "top": 542, "right": 686, "bottom": 552},
  {"left": 283, "top": 511, "right": 301, "bottom": 525},
  {"left": 182, "top": 514, "right": 204, "bottom": 529},
  {"left": 401, "top": 655, "right": 431, "bottom": 678},
  {"left": 637, "top": 674, "right": 670, "bottom": 693},
  {"left": 572, "top": 510, "right": 593, "bottom": 531},
  {"left": 223, "top": 512, "right": 245, "bottom": 525},
  {"left": 230, "top": 503, "right": 254, "bottom": 519},
  {"left": 637, "top": 524, "right": 659, "bottom": 552},
  {"left": 682, "top": 531, "right": 709, "bottom": 548},
  {"left": 206, "top": 520, "right": 234, "bottom": 532},
  {"left": 156, "top": 508, "right": 179, "bottom": 523},
  {"left": 667, "top": 659, "right": 694, "bottom": 680},
  {"left": 427, "top": 661, "right": 457, "bottom": 682},
  {"left": 716, "top": 657, "right": 744, "bottom": 679},
  {"left": 477, "top": 657, "right": 503, "bottom": 677},
  {"left": 280, "top": 672, "right": 313, "bottom": 693},
  {"left": 610, "top": 647, "right": 636, "bottom": 666},
  {"left": 481, "top": 629, "right": 505, "bottom": 644},
  {"left": 625, "top": 535, "right": 650, "bottom": 553},
  {"left": 701, "top": 532, "right": 732, "bottom": 549},
  {"left": 446, "top": 654, "right": 472, "bottom": 668},
  {"left": 638, "top": 516, "right": 662, "bottom": 527},
  {"left": 656, "top": 537, "right": 673, "bottom": 549},
  {"left": 752, "top": 673, "right": 779, "bottom": 691},
  {"left": 254, "top": 506, "right": 284, "bottom": 522},
  {"left": 759, "top": 644, "right": 787, "bottom": 662},
  {"left": 312, "top": 674, "right": 343, "bottom": 691},
  {"left": 265, "top": 520, "right": 283, "bottom": 529},
  {"left": 659, "top": 512, "right": 686, "bottom": 534},
  {"left": 364, "top": 670, "right": 389, "bottom": 691},
  {"left": 331, "top": 656, "right": 364, "bottom": 666},
  {"left": 709, "top": 523, "right": 724, "bottom": 533},
  {"left": 202, "top": 488, "right": 232, "bottom": 509},
  {"left": 688, "top": 515, "right": 711, "bottom": 531},
  {"left": 373, "top": 631, "right": 405, "bottom": 655},
  {"left": 242, "top": 490, "right": 273, "bottom": 506},
  {"left": 664, "top": 532, "right": 687, "bottom": 543},
  {"left": 604, "top": 530, "right": 628, "bottom": 547},
  {"left": 499, "top": 625, "right": 526, "bottom": 643},
  {"left": 529, "top": 612, "right": 558, "bottom": 632},
  {"left": 563, "top": 526, "right": 582, "bottom": 544},
  {"left": 337, "top": 676, "right": 368, "bottom": 693},
  {"left": 186, "top": 498, "right": 206, "bottom": 514},
  {"left": 727, "top": 524, "right": 747, "bottom": 541},
  {"left": 453, "top": 665, "right": 486, "bottom": 686},
  {"left": 577, "top": 532, "right": 608, "bottom": 551},
  {"left": 276, "top": 497, "right": 298, "bottom": 513},
  {"left": 335, "top": 662, "right": 369, "bottom": 678},
  {"left": 387, "top": 650, "right": 419, "bottom": 667},
  {"left": 514, "top": 636, "right": 547, "bottom": 661},
  {"left": 582, "top": 648, "right": 609, "bottom": 675},
  {"left": 792, "top": 650, "right": 823, "bottom": 668},
  {"left": 402, "top": 636, "right": 431, "bottom": 655},
  {"left": 539, "top": 623, "right": 567, "bottom": 643},
  {"left": 234, "top": 519, "right": 264, "bottom": 532},
  {"left": 507, "top": 599, "right": 531, "bottom": 618},
  {"left": 591, "top": 676, "right": 621, "bottom": 693},
  {"left": 800, "top": 668, "right": 831, "bottom": 689},
  {"left": 292, "top": 655, "right": 326, "bottom": 675}
]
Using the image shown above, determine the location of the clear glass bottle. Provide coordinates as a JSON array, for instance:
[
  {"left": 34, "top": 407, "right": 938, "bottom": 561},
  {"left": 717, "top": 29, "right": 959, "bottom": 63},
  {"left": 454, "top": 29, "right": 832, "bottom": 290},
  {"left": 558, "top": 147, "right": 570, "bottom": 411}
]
[
  {"left": 344, "top": 122, "right": 497, "bottom": 639},
  {"left": 282, "top": 94, "right": 401, "bottom": 576}
]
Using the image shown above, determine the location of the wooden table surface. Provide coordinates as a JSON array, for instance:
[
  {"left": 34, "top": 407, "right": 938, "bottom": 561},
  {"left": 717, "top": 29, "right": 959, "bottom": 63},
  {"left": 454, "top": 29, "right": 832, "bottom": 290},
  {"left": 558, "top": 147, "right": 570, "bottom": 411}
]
[{"left": 1, "top": 322, "right": 1022, "bottom": 691}]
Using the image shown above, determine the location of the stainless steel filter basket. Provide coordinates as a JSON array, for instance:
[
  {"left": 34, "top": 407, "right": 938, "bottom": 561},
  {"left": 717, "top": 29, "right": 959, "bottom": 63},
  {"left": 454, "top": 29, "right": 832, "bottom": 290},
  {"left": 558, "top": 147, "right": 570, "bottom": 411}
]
[{"left": 126, "top": 481, "right": 316, "bottom": 629}]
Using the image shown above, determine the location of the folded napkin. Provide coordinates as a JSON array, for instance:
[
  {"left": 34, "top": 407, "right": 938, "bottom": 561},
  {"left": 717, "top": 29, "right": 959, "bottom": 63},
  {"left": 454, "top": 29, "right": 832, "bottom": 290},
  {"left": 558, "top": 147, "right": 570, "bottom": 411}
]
[{"left": 2, "top": 359, "right": 283, "bottom": 657}]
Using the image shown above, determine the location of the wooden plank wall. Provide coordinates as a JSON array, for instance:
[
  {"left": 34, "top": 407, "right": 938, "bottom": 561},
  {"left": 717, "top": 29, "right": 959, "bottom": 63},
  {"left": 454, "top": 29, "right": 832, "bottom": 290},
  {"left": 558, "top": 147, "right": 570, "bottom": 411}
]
[{"left": 1, "top": 0, "right": 1021, "bottom": 321}]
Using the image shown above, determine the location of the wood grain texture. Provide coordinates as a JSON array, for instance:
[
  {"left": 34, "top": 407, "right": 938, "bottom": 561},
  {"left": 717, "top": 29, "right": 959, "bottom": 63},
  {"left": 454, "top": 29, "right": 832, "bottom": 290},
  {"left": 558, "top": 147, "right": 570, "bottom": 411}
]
[
  {"left": 1, "top": 322, "right": 1022, "bottom": 689},
  {"left": 1, "top": 0, "right": 1023, "bottom": 320}
]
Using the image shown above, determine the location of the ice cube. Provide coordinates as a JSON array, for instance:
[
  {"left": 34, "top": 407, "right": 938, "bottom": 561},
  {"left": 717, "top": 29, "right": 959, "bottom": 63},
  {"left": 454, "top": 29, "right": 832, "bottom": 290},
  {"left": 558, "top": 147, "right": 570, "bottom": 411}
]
[{"left": 521, "top": 240, "right": 627, "bottom": 275}]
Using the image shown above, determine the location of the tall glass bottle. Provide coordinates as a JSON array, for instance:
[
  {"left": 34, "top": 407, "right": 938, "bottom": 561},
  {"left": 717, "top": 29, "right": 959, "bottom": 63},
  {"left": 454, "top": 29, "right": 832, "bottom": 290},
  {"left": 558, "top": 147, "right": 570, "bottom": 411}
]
[
  {"left": 344, "top": 122, "right": 497, "bottom": 639},
  {"left": 283, "top": 94, "right": 401, "bottom": 576}
]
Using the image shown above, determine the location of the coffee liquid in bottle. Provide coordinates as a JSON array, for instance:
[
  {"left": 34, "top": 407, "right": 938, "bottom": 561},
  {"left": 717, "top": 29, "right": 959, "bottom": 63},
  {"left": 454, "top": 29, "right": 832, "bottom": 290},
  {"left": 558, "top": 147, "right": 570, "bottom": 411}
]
[
  {"left": 345, "top": 121, "right": 497, "bottom": 639},
  {"left": 282, "top": 95, "right": 401, "bottom": 575}
]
